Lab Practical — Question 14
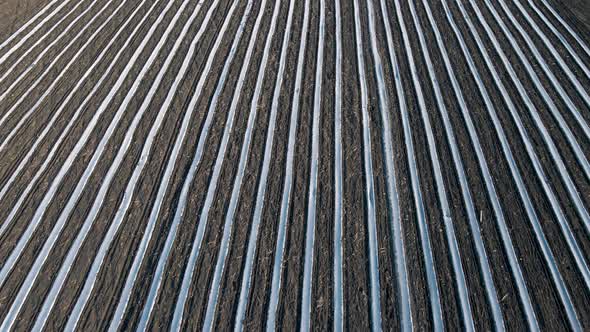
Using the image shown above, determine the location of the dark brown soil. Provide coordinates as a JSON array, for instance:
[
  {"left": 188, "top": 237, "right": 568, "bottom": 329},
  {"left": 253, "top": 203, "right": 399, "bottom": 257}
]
[{"left": 0, "top": 0, "right": 589, "bottom": 330}]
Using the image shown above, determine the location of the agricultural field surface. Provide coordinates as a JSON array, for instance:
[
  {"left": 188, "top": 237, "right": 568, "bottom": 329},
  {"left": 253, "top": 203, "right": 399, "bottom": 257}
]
[{"left": 0, "top": 0, "right": 589, "bottom": 330}]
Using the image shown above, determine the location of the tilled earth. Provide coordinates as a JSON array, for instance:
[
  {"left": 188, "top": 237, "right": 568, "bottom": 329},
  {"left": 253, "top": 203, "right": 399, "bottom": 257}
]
[{"left": 0, "top": 0, "right": 589, "bottom": 330}]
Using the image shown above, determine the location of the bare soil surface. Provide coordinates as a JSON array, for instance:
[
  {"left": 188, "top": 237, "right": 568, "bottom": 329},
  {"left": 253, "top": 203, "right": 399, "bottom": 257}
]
[{"left": 0, "top": 0, "right": 589, "bottom": 330}]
